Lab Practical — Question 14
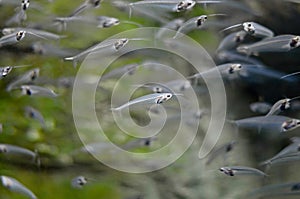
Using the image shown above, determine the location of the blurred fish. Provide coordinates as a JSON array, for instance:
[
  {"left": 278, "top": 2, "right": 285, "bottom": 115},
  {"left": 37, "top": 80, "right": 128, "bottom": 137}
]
[
  {"left": 65, "top": 38, "right": 146, "bottom": 67},
  {"left": 0, "top": 143, "right": 38, "bottom": 163},
  {"left": 249, "top": 101, "right": 272, "bottom": 114},
  {"left": 173, "top": 14, "right": 225, "bottom": 39},
  {"left": 216, "top": 31, "right": 248, "bottom": 52},
  {"left": 129, "top": 0, "right": 221, "bottom": 16},
  {"left": 266, "top": 96, "right": 300, "bottom": 116},
  {"left": 0, "top": 30, "right": 26, "bottom": 47},
  {"left": 6, "top": 68, "right": 39, "bottom": 91},
  {"left": 216, "top": 50, "right": 265, "bottom": 66},
  {"left": 156, "top": 18, "right": 184, "bottom": 39},
  {"left": 237, "top": 35, "right": 300, "bottom": 56},
  {"left": 0, "top": 65, "right": 30, "bottom": 79},
  {"left": 219, "top": 166, "right": 267, "bottom": 177},
  {"left": 206, "top": 141, "right": 237, "bottom": 165},
  {"left": 25, "top": 106, "right": 46, "bottom": 129},
  {"left": 32, "top": 42, "right": 75, "bottom": 58},
  {"left": 230, "top": 115, "right": 300, "bottom": 134},
  {"left": 136, "top": 79, "right": 191, "bottom": 93},
  {"left": 2, "top": 27, "right": 66, "bottom": 40},
  {"left": 5, "top": 0, "right": 29, "bottom": 25},
  {"left": 261, "top": 137, "right": 300, "bottom": 166},
  {"left": 69, "top": 0, "right": 102, "bottom": 16},
  {"left": 221, "top": 22, "right": 274, "bottom": 38},
  {"left": 101, "top": 63, "right": 140, "bottom": 80},
  {"left": 97, "top": 16, "right": 120, "bottom": 28},
  {"left": 122, "top": 137, "right": 157, "bottom": 150},
  {"left": 111, "top": 93, "right": 175, "bottom": 111},
  {"left": 188, "top": 63, "right": 242, "bottom": 82},
  {"left": 1, "top": 175, "right": 37, "bottom": 199},
  {"left": 20, "top": 85, "right": 58, "bottom": 97},
  {"left": 71, "top": 176, "right": 88, "bottom": 189}
]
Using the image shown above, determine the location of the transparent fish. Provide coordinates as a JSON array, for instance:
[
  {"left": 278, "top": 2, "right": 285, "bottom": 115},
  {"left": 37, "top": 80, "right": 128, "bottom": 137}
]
[
  {"left": 237, "top": 35, "right": 300, "bottom": 56},
  {"left": 0, "top": 65, "right": 30, "bottom": 79},
  {"left": 173, "top": 14, "right": 225, "bottom": 38},
  {"left": 20, "top": 85, "right": 58, "bottom": 97},
  {"left": 249, "top": 101, "right": 272, "bottom": 114},
  {"left": 266, "top": 97, "right": 300, "bottom": 116},
  {"left": 101, "top": 63, "right": 140, "bottom": 80},
  {"left": 136, "top": 79, "right": 191, "bottom": 93},
  {"left": 0, "top": 30, "right": 26, "bottom": 47},
  {"left": 261, "top": 137, "right": 300, "bottom": 166},
  {"left": 221, "top": 22, "right": 274, "bottom": 38},
  {"left": 219, "top": 166, "right": 267, "bottom": 177},
  {"left": 129, "top": 0, "right": 221, "bottom": 16},
  {"left": 65, "top": 38, "right": 146, "bottom": 67},
  {"left": 2, "top": 27, "right": 66, "bottom": 40},
  {"left": 69, "top": 0, "right": 102, "bottom": 16},
  {"left": 111, "top": 93, "right": 174, "bottom": 111},
  {"left": 32, "top": 42, "right": 74, "bottom": 58},
  {"left": 206, "top": 141, "right": 237, "bottom": 165},
  {"left": 6, "top": 68, "right": 39, "bottom": 91},
  {"left": 231, "top": 115, "right": 300, "bottom": 134},
  {"left": 217, "top": 31, "right": 248, "bottom": 52},
  {"left": 216, "top": 50, "right": 265, "bottom": 66},
  {"left": 71, "top": 176, "right": 88, "bottom": 189},
  {"left": 1, "top": 175, "right": 37, "bottom": 199},
  {"left": 25, "top": 106, "right": 46, "bottom": 129},
  {"left": 122, "top": 137, "right": 157, "bottom": 150},
  {"left": 188, "top": 63, "right": 242, "bottom": 81},
  {"left": 156, "top": 18, "right": 184, "bottom": 38},
  {"left": 0, "top": 143, "right": 38, "bottom": 163},
  {"left": 5, "top": 7, "right": 27, "bottom": 25}
]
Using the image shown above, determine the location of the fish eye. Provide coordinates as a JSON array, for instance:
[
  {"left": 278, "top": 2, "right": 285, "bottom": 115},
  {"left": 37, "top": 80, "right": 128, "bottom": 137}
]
[
  {"left": 167, "top": 94, "right": 171, "bottom": 98},
  {"left": 26, "top": 88, "right": 32, "bottom": 96}
]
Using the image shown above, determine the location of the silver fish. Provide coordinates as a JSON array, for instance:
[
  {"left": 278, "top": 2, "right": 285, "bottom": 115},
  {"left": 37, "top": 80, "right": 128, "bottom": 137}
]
[
  {"left": 1, "top": 175, "right": 37, "bottom": 199},
  {"left": 216, "top": 31, "right": 248, "bottom": 52},
  {"left": 122, "top": 137, "right": 157, "bottom": 150},
  {"left": 6, "top": 68, "right": 39, "bottom": 91},
  {"left": 266, "top": 97, "right": 300, "bottom": 116},
  {"left": 25, "top": 106, "right": 46, "bottom": 129},
  {"left": 221, "top": 22, "right": 274, "bottom": 38},
  {"left": 219, "top": 166, "right": 267, "bottom": 177},
  {"left": 155, "top": 18, "right": 184, "bottom": 39},
  {"left": 69, "top": 0, "right": 102, "bottom": 16},
  {"left": 0, "top": 30, "right": 26, "bottom": 47},
  {"left": 0, "top": 144, "right": 38, "bottom": 164},
  {"left": 261, "top": 137, "right": 300, "bottom": 166},
  {"left": 0, "top": 65, "right": 28, "bottom": 79},
  {"left": 101, "top": 63, "right": 140, "bottom": 80},
  {"left": 65, "top": 38, "right": 146, "bottom": 67},
  {"left": 2, "top": 27, "right": 66, "bottom": 40},
  {"left": 71, "top": 176, "right": 88, "bottom": 189},
  {"left": 20, "top": 85, "right": 58, "bottom": 97},
  {"left": 173, "top": 14, "right": 225, "bottom": 38},
  {"left": 237, "top": 35, "right": 300, "bottom": 56},
  {"left": 231, "top": 115, "right": 300, "bottom": 134},
  {"left": 206, "top": 141, "right": 237, "bottom": 165},
  {"left": 111, "top": 93, "right": 174, "bottom": 111}
]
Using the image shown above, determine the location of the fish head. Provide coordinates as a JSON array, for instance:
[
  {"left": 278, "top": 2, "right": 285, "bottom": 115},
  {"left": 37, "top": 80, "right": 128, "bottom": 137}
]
[
  {"left": 30, "top": 69, "right": 40, "bottom": 81},
  {"left": 219, "top": 167, "right": 234, "bottom": 176},
  {"left": 93, "top": 0, "right": 101, "bottom": 8},
  {"left": 114, "top": 38, "right": 128, "bottom": 50},
  {"left": 1, "top": 66, "right": 12, "bottom": 78},
  {"left": 0, "top": 145, "right": 7, "bottom": 153},
  {"left": 1, "top": 176, "right": 13, "bottom": 189},
  {"left": 228, "top": 64, "right": 242, "bottom": 74},
  {"left": 21, "top": 86, "right": 32, "bottom": 96},
  {"left": 289, "top": 36, "right": 300, "bottom": 48},
  {"left": 102, "top": 18, "right": 120, "bottom": 28},
  {"left": 155, "top": 93, "right": 173, "bottom": 104},
  {"left": 174, "top": 0, "right": 196, "bottom": 12},
  {"left": 196, "top": 15, "right": 208, "bottom": 27},
  {"left": 16, "top": 31, "right": 26, "bottom": 41},
  {"left": 234, "top": 31, "right": 247, "bottom": 43},
  {"left": 243, "top": 22, "right": 255, "bottom": 35},
  {"left": 22, "top": 0, "right": 30, "bottom": 10},
  {"left": 282, "top": 119, "right": 300, "bottom": 132}
]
